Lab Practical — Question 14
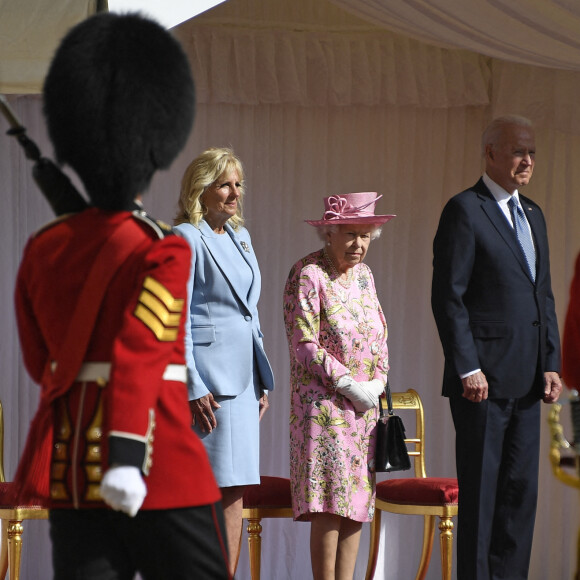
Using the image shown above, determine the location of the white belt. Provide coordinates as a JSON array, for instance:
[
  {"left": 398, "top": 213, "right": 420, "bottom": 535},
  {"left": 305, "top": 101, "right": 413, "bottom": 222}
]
[{"left": 75, "top": 362, "right": 186, "bottom": 383}]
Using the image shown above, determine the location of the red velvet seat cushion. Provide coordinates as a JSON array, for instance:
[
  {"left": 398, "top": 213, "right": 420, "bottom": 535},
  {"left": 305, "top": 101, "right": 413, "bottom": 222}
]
[
  {"left": 243, "top": 476, "right": 292, "bottom": 509},
  {"left": 376, "top": 477, "right": 458, "bottom": 506},
  {"left": 0, "top": 482, "right": 15, "bottom": 507},
  {"left": 0, "top": 481, "right": 46, "bottom": 509}
]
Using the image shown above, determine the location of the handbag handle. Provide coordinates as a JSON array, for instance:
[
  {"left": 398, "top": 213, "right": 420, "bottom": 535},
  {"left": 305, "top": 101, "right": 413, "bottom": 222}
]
[{"left": 379, "top": 378, "right": 394, "bottom": 418}]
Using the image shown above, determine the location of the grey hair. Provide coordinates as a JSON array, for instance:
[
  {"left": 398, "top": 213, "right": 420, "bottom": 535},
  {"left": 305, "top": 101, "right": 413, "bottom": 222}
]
[
  {"left": 317, "top": 224, "right": 382, "bottom": 243},
  {"left": 481, "top": 115, "right": 533, "bottom": 156}
]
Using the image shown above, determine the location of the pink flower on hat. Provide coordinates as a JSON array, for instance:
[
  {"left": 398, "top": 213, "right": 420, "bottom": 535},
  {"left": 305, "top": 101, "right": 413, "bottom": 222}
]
[
  {"left": 305, "top": 192, "right": 396, "bottom": 227},
  {"left": 323, "top": 196, "right": 349, "bottom": 220},
  {"left": 323, "top": 195, "right": 381, "bottom": 221}
]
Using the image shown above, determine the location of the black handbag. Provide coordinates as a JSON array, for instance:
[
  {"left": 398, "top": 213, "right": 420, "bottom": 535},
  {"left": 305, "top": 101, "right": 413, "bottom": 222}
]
[{"left": 375, "top": 380, "right": 411, "bottom": 473}]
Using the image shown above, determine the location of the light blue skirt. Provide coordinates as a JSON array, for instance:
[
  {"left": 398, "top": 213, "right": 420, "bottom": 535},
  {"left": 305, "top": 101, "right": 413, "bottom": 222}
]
[{"left": 193, "top": 375, "right": 261, "bottom": 488}]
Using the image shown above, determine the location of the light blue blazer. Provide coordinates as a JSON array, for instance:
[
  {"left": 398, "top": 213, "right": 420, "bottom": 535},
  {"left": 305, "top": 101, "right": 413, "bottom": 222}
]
[{"left": 174, "top": 220, "right": 275, "bottom": 400}]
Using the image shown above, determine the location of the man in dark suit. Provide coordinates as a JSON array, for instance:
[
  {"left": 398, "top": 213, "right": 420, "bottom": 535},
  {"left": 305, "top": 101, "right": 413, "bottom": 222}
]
[{"left": 431, "top": 115, "right": 562, "bottom": 580}]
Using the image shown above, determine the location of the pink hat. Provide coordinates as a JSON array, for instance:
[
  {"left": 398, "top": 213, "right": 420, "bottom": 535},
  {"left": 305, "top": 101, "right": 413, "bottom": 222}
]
[{"left": 305, "top": 192, "right": 395, "bottom": 227}]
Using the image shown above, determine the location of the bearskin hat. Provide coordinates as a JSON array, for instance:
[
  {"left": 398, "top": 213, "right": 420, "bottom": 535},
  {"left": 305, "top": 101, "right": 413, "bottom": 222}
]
[{"left": 43, "top": 12, "right": 195, "bottom": 210}]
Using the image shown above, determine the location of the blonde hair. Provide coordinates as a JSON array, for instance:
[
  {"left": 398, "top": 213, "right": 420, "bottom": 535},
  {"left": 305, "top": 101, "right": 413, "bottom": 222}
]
[{"left": 174, "top": 147, "right": 245, "bottom": 230}]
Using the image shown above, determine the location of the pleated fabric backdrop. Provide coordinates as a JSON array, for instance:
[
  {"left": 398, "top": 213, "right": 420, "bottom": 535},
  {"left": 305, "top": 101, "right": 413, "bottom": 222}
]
[{"left": 1, "top": 0, "right": 580, "bottom": 578}]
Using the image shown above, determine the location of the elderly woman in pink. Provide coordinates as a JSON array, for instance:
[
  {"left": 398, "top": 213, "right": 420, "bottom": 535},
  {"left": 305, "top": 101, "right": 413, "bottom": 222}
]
[{"left": 283, "top": 192, "right": 394, "bottom": 580}]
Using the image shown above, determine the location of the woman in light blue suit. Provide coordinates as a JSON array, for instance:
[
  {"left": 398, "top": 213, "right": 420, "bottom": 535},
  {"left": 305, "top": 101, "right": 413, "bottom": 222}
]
[{"left": 174, "top": 148, "right": 275, "bottom": 574}]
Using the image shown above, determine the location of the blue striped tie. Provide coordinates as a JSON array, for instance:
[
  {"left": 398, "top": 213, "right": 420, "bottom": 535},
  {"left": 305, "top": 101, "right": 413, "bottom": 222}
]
[{"left": 508, "top": 196, "right": 536, "bottom": 281}]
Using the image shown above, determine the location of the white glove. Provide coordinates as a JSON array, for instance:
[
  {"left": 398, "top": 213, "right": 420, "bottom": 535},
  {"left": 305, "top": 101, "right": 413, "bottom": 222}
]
[
  {"left": 359, "top": 379, "right": 385, "bottom": 398},
  {"left": 336, "top": 376, "right": 381, "bottom": 413},
  {"left": 100, "top": 465, "right": 147, "bottom": 517}
]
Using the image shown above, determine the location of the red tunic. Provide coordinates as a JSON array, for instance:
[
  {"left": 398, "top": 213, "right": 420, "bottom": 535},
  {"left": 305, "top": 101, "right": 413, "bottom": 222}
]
[
  {"left": 15, "top": 207, "right": 220, "bottom": 510},
  {"left": 563, "top": 252, "right": 580, "bottom": 390}
]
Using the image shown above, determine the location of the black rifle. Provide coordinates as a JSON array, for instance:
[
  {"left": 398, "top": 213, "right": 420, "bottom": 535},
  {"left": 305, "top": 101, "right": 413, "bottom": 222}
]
[{"left": 0, "top": 94, "right": 87, "bottom": 216}]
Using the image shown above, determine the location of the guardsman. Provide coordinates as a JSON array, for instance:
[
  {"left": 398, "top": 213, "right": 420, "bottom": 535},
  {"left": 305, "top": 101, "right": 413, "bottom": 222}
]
[{"left": 13, "top": 12, "right": 231, "bottom": 579}]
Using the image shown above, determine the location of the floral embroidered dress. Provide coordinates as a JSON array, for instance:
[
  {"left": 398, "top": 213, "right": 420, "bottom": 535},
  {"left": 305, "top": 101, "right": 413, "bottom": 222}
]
[{"left": 283, "top": 249, "right": 389, "bottom": 523}]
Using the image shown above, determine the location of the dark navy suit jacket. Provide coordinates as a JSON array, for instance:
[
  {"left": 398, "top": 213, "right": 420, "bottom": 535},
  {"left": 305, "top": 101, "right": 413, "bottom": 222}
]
[{"left": 431, "top": 178, "right": 560, "bottom": 399}]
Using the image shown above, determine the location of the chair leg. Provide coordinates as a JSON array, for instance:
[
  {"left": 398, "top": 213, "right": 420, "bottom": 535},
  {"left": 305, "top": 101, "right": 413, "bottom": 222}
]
[
  {"left": 415, "top": 515, "right": 435, "bottom": 580},
  {"left": 365, "top": 511, "right": 382, "bottom": 580},
  {"left": 245, "top": 517, "right": 262, "bottom": 580},
  {"left": 576, "top": 520, "right": 580, "bottom": 580},
  {"left": 7, "top": 519, "right": 24, "bottom": 580},
  {"left": 0, "top": 520, "right": 8, "bottom": 580},
  {"left": 438, "top": 516, "right": 454, "bottom": 580}
]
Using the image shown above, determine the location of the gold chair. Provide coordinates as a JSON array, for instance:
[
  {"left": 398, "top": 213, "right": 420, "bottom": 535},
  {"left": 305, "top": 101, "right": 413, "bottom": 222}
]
[
  {"left": 366, "top": 389, "right": 458, "bottom": 580},
  {"left": 0, "top": 400, "right": 49, "bottom": 580},
  {"left": 242, "top": 475, "right": 293, "bottom": 580},
  {"left": 547, "top": 401, "right": 580, "bottom": 580}
]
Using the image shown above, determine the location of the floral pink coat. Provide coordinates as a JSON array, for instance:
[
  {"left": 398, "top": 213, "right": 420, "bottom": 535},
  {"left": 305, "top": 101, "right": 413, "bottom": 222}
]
[{"left": 283, "top": 249, "right": 389, "bottom": 522}]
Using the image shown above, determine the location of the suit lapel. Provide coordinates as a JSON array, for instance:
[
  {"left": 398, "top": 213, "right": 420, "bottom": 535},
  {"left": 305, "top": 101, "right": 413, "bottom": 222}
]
[
  {"left": 474, "top": 179, "right": 535, "bottom": 283},
  {"left": 225, "top": 224, "right": 261, "bottom": 307},
  {"left": 199, "top": 220, "right": 254, "bottom": 313}
]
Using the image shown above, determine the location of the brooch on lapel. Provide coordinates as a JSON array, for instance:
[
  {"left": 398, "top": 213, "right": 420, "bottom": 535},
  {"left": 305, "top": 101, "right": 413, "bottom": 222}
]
[{"left": 240, "top": 241, "right": 251, "bottom": 253}]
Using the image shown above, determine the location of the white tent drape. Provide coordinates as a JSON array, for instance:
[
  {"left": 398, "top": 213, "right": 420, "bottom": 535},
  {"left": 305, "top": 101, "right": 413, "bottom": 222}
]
[
  {"left": 2, "top": 0, "right": 580, "bottom": 578},
  {"left": 178, "top": 25, "right": 490, "bottom": 107},
  {"left": 0, "top": 0, "right": 97, "bottom": 93},
  {"left": 328, "top": 0, "right": 580, "bottom": 71},
  {"left": 6, "top": 0, "right": 580, "bottom": 92}
]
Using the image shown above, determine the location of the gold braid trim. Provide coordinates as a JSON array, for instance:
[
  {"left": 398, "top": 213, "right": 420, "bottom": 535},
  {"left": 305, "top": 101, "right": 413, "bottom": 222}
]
[{"left": 134, "top": 276, "right": 184, "bottom": 341}]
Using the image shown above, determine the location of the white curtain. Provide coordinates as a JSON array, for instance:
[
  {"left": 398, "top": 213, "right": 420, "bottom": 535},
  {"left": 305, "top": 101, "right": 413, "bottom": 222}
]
[
  {"left": 2, "top": 1, "right": 580, "bottom": 578},
  {"left": 0, "top": 0, "right": 97, "bottom": 93},
  {"left": 328, "top": 0, "right": 580, "bottom": 71},
  {"left": 7, "top": 0, "right": 580, "bottom": 91},
  {"left": 178, "top": 25, "right": 489, "bottom": 108}
]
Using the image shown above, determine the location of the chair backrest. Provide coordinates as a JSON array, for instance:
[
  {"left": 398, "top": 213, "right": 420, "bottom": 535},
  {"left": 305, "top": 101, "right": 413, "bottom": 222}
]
[
  {"left": 391, "top": 389, "right": 427, "bottom": 478},
  {"left": 0, "top": 400, "right": 4, "bottom": 483},
  {"left": 547, "top": 403, "right": 580, "bottom": 489}
]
